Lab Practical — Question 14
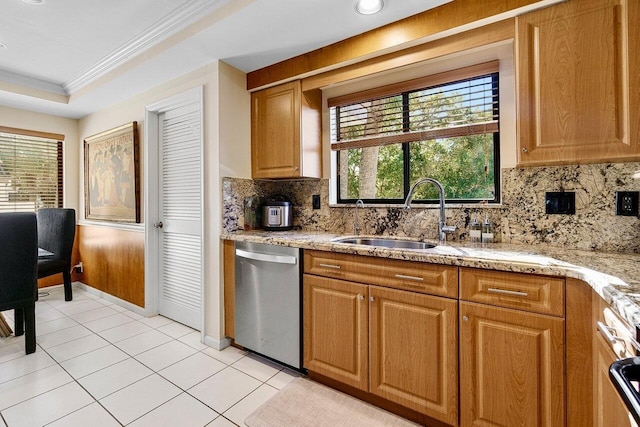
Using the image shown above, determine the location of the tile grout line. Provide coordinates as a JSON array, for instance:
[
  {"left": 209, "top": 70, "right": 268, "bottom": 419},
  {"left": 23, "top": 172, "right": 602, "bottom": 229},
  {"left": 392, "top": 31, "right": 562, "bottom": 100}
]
[{"left": 2, "top": 287, "right": 292, "bottom": 427}]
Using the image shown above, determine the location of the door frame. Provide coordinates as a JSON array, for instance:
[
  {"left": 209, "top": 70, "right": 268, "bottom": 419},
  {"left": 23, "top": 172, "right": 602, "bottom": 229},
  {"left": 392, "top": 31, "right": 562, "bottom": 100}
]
[{"left": 144, "top": 86, "right": 205, "bottom": 332}]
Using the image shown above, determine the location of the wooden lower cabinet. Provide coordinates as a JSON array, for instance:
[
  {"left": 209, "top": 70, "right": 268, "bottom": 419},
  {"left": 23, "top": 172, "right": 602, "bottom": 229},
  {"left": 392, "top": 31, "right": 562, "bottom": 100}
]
[
  {"left": 303, "top": 274, "right": 368, "bottom": 390},
  {"left": 369, "top": 285, "right": 458, "bottom": 425},
  {"left": 593, "top": 331, "right": 638, "bottom": 427},
  {"left": 592, "top": 293, "right": 638, "bottom": 427},
  {"left": 459, "top": 301, "right": 565, "bottom": 427},
  {"left": 303, "top": 273, "right": 458, "bottom": 425}
]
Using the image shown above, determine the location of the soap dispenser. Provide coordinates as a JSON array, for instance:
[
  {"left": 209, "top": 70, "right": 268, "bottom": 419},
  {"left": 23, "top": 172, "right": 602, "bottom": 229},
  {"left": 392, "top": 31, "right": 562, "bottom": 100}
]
[
  {"left": 481, "top": 215, "right": 494, "bottom": 244},
  {"left": 469, "top": 215, "right": 481, "bottom": 244}
]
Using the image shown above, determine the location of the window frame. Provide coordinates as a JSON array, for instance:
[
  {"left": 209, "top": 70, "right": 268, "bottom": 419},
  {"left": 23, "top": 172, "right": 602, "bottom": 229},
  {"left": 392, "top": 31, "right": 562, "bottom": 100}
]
[
  {"left": 331, "top": 63, "right": 501, "bottom": 206},
  {"left": 0, "top": 126, "right": 64, "bottom": 212}
]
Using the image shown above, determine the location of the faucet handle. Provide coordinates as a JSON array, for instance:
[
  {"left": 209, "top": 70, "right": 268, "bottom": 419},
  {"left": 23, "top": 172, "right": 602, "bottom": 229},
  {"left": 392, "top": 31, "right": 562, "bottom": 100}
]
[{"left": 442, "top": 225, "right": 457, "bottom": 234}]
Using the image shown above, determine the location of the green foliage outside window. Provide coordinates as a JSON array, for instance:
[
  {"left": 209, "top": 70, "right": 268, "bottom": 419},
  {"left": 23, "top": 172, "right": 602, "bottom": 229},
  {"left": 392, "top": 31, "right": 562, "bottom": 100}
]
[{"left": 335, "top": 72, "right": 498, "bottom": 203}]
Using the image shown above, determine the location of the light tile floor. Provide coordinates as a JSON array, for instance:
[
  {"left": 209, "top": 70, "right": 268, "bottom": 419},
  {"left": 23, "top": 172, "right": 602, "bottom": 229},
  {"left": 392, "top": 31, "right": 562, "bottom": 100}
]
[{"left": 0, "top": 284, "right": 300, "bottom": 426}]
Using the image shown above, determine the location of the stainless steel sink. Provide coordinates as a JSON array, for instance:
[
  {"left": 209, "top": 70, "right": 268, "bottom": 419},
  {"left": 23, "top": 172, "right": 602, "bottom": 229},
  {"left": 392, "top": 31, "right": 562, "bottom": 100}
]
[{"left": 332, "top": 236, "right": 436, "bottom": 250}]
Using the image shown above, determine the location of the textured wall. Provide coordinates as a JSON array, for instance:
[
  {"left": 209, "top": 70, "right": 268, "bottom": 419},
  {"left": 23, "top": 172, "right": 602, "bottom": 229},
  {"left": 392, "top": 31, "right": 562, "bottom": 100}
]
[
  {"left": 223, "top": 162, "right": 640, "bottom": 252},
  {"left": 500, "top": 162, "right": 640, "bottom": 252}
]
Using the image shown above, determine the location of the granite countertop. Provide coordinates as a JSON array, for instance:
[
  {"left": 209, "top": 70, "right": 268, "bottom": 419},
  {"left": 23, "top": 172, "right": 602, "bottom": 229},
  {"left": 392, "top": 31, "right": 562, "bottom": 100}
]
[{"left": 221, "top": 230, "right": 640, "bottom": 329}]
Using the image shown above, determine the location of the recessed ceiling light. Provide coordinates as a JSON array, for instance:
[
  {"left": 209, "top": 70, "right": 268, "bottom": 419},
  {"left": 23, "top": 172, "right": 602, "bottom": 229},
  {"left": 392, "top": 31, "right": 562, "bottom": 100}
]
[
  {"left": 22, "top": 0, "right": 45, "bottom": 4},
  {"left": 355, "top": 0, "right": 384, "bottom": 15}
]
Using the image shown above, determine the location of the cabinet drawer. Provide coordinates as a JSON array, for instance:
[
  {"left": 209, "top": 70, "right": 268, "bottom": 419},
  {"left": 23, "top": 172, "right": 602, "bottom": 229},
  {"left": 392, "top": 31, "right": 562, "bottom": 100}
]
[
  {"left": 460, "top": 268, "right": 564, "bottom": 316},
  {"left": 304, "top": 250, "right": 457, "bottom": 298},
  {"left": 594, "top": 292, "right": 637, "bottom": 359}
]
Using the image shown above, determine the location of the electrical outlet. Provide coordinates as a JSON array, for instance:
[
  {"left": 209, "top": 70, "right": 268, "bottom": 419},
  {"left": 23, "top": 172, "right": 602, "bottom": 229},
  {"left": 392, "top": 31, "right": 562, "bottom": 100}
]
[
  {"left": 616, "top": 191, "right": 639, "bottom": 216},
  {"left": 312, "top": 194, "right": 321, "bottom": 209}
]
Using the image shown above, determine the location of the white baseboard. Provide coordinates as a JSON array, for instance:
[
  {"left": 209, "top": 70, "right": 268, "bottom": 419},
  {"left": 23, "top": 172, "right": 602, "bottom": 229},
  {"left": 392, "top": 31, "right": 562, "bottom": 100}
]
[
  {"left": 73, "top": 282, "right": 148, "bottom": 316},
  {"left": 65, "top": 283, "right": 230, "bottom": 353},
  {"left": 204, "top": 334, "right": 231, "bottom": 351}
]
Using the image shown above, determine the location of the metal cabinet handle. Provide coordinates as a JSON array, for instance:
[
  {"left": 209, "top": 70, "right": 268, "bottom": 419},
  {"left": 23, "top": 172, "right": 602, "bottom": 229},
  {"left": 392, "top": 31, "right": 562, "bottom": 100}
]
[
  {"left": 359, "top": 294, "right": 364, "bottom": 301},
  {"left": 153, "top": 221, "right": 163, "bottom": 229},
  {"left": 463, "top": 315, "right": 469, "bottom": 321},
  {"left": 395, "top": 274, "right": 424, "bottom": 282},
  {"left": 319, "top": 263, "right": 341, "bottom": 269},
  {"left": 597, "top": 321, "right": 623, "bottom": 345},
  {"left": 369, "top": 296, "right": 375, "bottom": 302},
  {"left": 487, "top": 288, "right": 528, "bottom": 297},
  {"left": 522, "top": 147, "right": 528, "bottom": 153}
]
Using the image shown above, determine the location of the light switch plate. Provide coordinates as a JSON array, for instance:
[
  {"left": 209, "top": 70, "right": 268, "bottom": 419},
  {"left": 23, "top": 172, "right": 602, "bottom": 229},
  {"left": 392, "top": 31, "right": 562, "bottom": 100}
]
[{"left": 545, "top": 192, "right": 575, "bottom": 215}]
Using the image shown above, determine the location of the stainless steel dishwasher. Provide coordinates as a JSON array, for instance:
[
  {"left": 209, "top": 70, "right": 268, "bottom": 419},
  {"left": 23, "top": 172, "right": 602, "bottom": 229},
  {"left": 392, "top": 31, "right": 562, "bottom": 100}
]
[{"left": 234, "top": 241, "right": 302, "bottom": 369}]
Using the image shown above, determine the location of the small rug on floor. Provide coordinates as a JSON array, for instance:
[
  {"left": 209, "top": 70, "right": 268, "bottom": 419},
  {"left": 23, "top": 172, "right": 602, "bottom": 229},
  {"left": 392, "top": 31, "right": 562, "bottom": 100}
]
[{"left": 245, "top": 378, "right": 419, "bottom": 427}]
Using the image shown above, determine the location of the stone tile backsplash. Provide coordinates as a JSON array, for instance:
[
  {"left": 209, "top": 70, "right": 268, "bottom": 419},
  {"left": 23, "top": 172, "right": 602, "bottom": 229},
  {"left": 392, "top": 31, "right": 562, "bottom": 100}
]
[{"left": 223, "top": 162, "right": 640, "bottom": 253}]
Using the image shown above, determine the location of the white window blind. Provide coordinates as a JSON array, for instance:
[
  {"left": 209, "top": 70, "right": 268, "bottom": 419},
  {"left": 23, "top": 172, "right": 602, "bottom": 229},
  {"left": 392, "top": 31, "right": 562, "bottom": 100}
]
[
  {"left": 329, "top": 61, "right": 499, "bottom": 151},
  {"left": 0, "top": 128, "right": 63, "bottom": 213}
]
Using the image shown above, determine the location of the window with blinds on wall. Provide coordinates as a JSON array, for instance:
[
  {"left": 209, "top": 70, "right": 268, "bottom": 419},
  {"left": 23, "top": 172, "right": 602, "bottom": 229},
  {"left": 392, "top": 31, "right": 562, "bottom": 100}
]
[
  {"left": 329, "top": 61, "right": 500, "bottom": 204},
  {"left": 0, "top": 127, "right": 63, "bottom": 213}
]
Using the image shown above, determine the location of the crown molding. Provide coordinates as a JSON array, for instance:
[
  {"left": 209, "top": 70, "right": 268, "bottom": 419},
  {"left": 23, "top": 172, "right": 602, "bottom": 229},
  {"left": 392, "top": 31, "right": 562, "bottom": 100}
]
[
  {"left": 62, "top": 0, "right": 229, "bottom": 95},
  {"left": 0, "top": 69, "right": 66, "bottom": 96}
]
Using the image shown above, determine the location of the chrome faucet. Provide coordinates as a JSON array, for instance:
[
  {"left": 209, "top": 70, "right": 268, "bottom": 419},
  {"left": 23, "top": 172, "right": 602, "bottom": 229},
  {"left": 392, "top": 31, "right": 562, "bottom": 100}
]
[
  {"left": 354, "top": 199, "right": 365, "bottom": 235},
  {"left": 403, "top": 178, "right": 456, "bottom": 242}
]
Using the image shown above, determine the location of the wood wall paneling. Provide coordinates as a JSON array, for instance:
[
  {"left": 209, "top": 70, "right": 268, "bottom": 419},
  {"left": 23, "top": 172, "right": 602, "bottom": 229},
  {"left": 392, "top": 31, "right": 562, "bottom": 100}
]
[
  {"left": 77, "top": 224, "right": 145, "bottom": 307},
  {"left": 38, "top": 225, "right": 81, "bottom": 288},
  {"left": 247, "top": 0, "right": 547, "bottom": 90}
]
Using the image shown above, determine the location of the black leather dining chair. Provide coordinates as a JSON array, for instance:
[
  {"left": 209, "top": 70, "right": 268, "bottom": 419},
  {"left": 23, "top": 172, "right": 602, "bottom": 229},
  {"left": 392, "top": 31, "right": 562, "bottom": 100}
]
[
  {"left": 0, "top": 212, "right": 38, "bottom": 354},
  {"left": 37, "top": 208, "right": 76, "bottom": 301}
]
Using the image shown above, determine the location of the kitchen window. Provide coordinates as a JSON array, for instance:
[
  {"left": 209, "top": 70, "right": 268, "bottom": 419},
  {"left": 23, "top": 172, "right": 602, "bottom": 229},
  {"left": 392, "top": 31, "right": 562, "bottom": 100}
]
[
  {"left": 330, "top": 61, "right": 500, "bottom": 204},
  {"left": 0, "top": 127, "right": 63, "bottom": 213}
]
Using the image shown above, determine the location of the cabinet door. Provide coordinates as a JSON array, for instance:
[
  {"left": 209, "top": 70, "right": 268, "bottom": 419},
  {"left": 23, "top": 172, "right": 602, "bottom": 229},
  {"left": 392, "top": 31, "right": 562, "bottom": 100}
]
[
  {"left": 303, "top": 274, "right": 368, "bottom": 391},
  {"left": 593, "top": 324, "right": 638, "bottom": 426},
  {"left": 460, "top": 302, "right": 565, "bottom": 427},
  {"left": 369, "top": 286, "right": 458, "bottom": 426},
  {"left": 516, "top": 0, "right": 640, "bottom": 165},
  {"left": 251, "top": 81, "right": 301, "bottom": 178}
]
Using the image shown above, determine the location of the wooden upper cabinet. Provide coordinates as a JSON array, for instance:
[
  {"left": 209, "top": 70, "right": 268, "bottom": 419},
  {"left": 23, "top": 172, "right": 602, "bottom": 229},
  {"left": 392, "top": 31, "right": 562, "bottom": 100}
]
[
  {"left": 516, "top": 0, "right": 640, "bottom": 166},
  {"left": 251, "top": 80, "right": 322, "bottom": 179}
]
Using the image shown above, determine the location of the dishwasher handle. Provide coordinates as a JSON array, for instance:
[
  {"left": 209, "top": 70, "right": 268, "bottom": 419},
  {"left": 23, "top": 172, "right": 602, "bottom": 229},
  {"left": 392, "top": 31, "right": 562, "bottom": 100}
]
[{"left": 235, "top": 248, "right": 298, "bottom": 265}]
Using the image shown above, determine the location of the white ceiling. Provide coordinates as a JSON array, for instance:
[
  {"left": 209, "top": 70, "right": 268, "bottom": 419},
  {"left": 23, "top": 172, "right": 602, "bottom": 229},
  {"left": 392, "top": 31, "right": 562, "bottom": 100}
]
[{"left": 0, "top": 0, "right": 451, "bottom": 119}]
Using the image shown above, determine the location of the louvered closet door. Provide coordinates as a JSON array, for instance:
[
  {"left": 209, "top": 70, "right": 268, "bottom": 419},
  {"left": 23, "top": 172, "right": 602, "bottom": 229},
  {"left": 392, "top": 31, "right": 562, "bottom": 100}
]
[{"left": 158, "top": 102, "right": 202, "bottom": 330}]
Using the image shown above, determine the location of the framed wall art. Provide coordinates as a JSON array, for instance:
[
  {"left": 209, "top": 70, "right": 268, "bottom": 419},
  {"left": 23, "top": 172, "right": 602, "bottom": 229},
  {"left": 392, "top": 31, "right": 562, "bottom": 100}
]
[{"left": 84, "top": 121, "right": 140, "bottom": 223}]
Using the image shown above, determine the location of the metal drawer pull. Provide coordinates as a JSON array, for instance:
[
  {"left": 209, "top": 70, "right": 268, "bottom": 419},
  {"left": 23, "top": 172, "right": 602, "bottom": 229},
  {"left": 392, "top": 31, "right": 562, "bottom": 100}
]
[
  {"left": 394, "top": 274, "right": 424, "bottom": 282},
  {"left": 319, "top": 263, "right": 341, "bottom": 269},
  {"left": 359, "top": 294, "right": 364, "bottom": 300},
  {"left": 487, "top": 288, "right": 528, "bottom": 297},
  {"left": 597, "top": 321, "right": 623, "bottom": 345}
]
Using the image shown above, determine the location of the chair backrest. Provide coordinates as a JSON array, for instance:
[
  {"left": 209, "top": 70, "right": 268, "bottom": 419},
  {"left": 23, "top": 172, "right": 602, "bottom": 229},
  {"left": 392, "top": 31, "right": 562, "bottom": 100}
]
[
  {"left": 0, "top": 212, "right": 38, "bottom": 307},
  {"left": 36, "top": 208, "right": 76, "bottom": 263}
]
